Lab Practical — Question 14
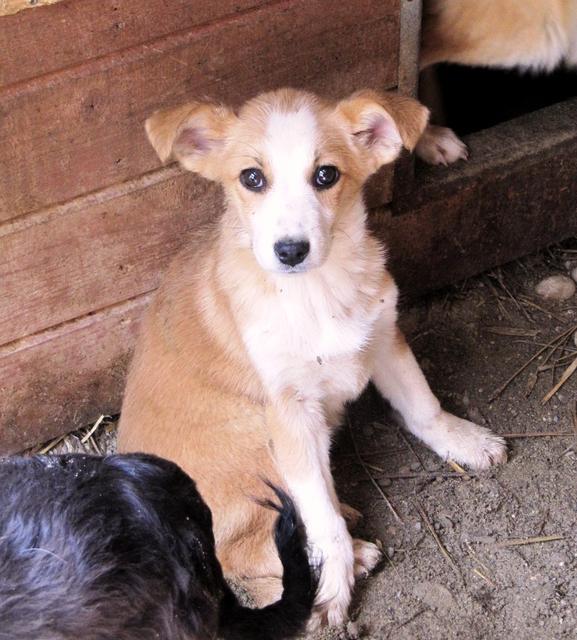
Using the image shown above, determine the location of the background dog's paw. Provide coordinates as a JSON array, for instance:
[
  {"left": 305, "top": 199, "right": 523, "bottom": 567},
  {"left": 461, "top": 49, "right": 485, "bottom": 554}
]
[
  {"left": 435, "top": 412, "right": 507, "bottom": 470},
  {"left": 353, "top": 539, "right": 382, "bottom": 578},
  {"left": 416, "top": 125, "right": 468, "bottom": 165},
  {"left": 340, "top": 502, "right": 363, "bottom": 531}
]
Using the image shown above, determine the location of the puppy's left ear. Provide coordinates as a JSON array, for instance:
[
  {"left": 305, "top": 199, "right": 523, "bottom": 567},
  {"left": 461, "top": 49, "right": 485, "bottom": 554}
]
[{"left": 336, "top": 90, "right": 429, "bottom": 174}]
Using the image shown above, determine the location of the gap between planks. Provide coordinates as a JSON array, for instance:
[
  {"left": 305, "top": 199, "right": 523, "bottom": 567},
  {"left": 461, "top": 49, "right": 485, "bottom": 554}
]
[
  {"left": 0, "top": 165, "right": 184, "bottom": 239},
  {"left": 0, "top": 0, "right": 291, "bottom": 96},
  {"left": 0, "top": 0, "right": 398, "bottom": 98},
  {"left": 0, "top": 293, "right": 151, "bottom": 358}
]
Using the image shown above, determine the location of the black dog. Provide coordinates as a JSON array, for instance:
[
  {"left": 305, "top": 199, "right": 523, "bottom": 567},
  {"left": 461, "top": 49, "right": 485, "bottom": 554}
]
[{"left": 0, "top": 453, "right": 316, "bottom": 639}]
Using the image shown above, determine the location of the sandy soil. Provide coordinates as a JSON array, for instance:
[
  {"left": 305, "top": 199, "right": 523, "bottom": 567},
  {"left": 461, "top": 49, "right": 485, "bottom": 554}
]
[
  {"left": 313, "top": 245, "right": 577, "bottom": 640},
  {"left": 40, "top": 244, "right": 577, "bottom": 640}
]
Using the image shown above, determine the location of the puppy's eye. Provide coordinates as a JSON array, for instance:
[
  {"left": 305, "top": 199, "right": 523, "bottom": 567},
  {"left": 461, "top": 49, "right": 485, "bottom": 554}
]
[
  {"left": 313, "top": 165, "right": 340, "bottom": 190},
  {"left": 240, "top": 168, "right": 266, "bottom": 192}
]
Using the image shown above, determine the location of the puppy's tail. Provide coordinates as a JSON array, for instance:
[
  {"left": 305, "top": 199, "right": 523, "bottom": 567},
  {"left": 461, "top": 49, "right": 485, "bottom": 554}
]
[{"left": 218, "top": 486, "right": 317, "bottom": 640}]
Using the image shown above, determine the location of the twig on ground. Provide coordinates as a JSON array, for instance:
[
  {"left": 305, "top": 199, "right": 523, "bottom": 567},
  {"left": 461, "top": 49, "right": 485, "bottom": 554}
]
[
  {"left": 517, "top": 295, "right": 565, "bottom": 322},
  {"left": 341, "top": 447, "right": 408, "bottom": 460},
  {"left": 364, "top": 462, "right": 385, "bottom": 473},
  {"left": 484, "top": 326, "right": 540, "bottom": 338},
  {"left": 502, "top": 431, "right": 575, "bottom": 438},
  {"left": 88, "top": 434, "right": 102, "bottom": 455},
  {"left": 537, "top": 353, "right": 577, "bottom": 371},
  {"left": 348, "top": 417, "right": 402, "bottom": 522},
  {"left": 549, "top": 332, "right": 574, "bottom": 385},
  {"left": 496, "top": 535, "right": 565, "bottom": 548},
  {"left": 80, "top": 414, "right": 110, "bottom": 444},
  {"left": 397, "top": 427, "right": 428, "bottom": 471},
  {"left": 490, "top": 269, "right": 534, "bottom": 324},
  {"left": 514, "top": 339, "right": 576, "bottom": 353},
  {"left": 490, "top": 324, "right": 577, "bottom": 401},
  {"left": 542, "top": 357, "right": 577, "bottom": 404},
  {"left": 414, "top": 499, "right": 458, "bottom": 572},
  {"left": 37, "top": 434, "right": 66, "bottom": 455},
  {"left": 465, "top": 542, "right": 493, "bottom": 577},
  {"left": 525, "top": 371, "right": 538, "bottom": 398},
  {"left": 472, "top": 568, "right": 496, "bottom": 587},
  {"left": 393, "top": 608, "right": 428, "bottom": 634},
  {"left": 447, "top": 460, "right": 467, "bottom": 475},
  {"left": 380, "top": 470, "right": 475, "bottom": 480},
  {"left": 484, "top": 277, "right": 512, "bottom": 321}
]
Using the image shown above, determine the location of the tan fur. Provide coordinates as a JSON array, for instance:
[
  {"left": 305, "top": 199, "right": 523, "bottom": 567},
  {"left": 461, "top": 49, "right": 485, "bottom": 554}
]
[
  {"left": 417, "top": 0, "right": 577, "bottom": 164},
  {"left": 118, "top": 88, "right": 506, "bottom": 626},
  {"left": 421, "top": 0, "right": 577, "bottom": 71},
  {"left": 339, "top": 90, "right": 429, "bottom": 152},
  {"left": 146, "top": 102, "right": 237, "bottom": 179}
]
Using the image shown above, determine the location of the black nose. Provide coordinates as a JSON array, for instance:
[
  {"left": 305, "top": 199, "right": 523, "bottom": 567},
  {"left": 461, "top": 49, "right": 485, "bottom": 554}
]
[{"left": 274, "top": 239, "right": 310, "bottom": 267}]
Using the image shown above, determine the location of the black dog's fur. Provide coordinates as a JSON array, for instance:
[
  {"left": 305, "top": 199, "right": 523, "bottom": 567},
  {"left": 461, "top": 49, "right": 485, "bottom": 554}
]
[{"left": 0, "top": 453, "right": 316, "bottom": 640}]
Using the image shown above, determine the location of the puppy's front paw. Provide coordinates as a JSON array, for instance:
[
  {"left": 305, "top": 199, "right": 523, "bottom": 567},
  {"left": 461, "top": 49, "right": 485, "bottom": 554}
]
[
  {"left": 308, "top": 529, "right": 355, "bottom": 628},
  {"left": 416, "top": 125, "right": 468, "bottom": 165},
  {"left": 432, "top": 411, "right": 507, "bottom": 470},
  {"left": 353, "top": 538, "right": 382, "bottom": 578},
  {"left": 308, "top": 535, "right": 381, "bottom": 630}
]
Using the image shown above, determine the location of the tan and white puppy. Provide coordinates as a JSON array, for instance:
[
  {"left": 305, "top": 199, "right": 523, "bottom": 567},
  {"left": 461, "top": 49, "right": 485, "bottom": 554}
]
[
  {"left": 118, "top": 88, "right": 507, "bottom": 627},
  {"left": 417, "top": 0, "right": 577, "bottom": 164}
]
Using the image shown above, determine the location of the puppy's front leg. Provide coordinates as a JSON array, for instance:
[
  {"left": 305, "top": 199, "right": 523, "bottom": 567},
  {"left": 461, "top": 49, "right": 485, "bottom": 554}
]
[
  {"left": 266, "top": 393, "right": 379, "bottom": 626},
  {"left": 371, "top": 324, "right": 507, "bottom": 469}
]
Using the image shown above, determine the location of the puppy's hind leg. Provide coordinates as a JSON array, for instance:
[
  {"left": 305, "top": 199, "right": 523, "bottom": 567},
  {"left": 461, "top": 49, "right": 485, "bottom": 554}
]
[
  {"left": 340, "top": 502, "right": 363, "bottom": 531},
  {"left": 336, "top": 503, "right": 380, "bottom": 580},
  {"left": 218, "top": 508, "right": 284, "bottom": 607}
]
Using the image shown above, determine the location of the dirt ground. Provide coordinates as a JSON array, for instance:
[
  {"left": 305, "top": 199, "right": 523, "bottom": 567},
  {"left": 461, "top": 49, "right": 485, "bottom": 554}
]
[
  {"left": 317, "top": 244, "right": 577, "bottom": 640},
  {"left": 39, "top": 243, "right": 577, "bottom": 640}
]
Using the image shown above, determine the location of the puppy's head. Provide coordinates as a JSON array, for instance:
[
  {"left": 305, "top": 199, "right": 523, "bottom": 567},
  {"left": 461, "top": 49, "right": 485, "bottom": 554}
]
[{"left": 146, "top": 89, "right": 428, "bottom": 274}]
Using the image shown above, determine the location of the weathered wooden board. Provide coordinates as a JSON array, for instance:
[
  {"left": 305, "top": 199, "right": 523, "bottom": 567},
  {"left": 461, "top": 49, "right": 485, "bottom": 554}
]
[
  {"left": 2, "top": 98, "right": 576, "bottom": 454},
  {"left": 0, "top": 0, "right": 400, "bottom": 221},
  {"left": 0, "top": 168, "right": 220, "bottom": 345},
  {"left": 0, "top": 0, "right": 63, "bottom": 18},
  {"left": 0, "top": 296, "right": 149, "bottom": 454},
  {"left": 376, "top": 97, "right": 577, "bottom": 293},
  {"left": 0, "top": 0, "right": 271, "bottom": 86}
]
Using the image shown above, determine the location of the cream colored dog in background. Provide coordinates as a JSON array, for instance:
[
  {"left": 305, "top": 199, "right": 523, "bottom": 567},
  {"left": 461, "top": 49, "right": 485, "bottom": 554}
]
[
  {"left": 417, "top": 0, "right": 577, "bottom": 164},
  {"left": 118, "top": 88, "right": 507, "bottom": 626}
]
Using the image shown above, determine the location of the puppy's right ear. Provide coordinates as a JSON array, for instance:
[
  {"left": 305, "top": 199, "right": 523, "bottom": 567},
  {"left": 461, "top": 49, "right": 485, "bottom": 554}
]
[{"left": 145, "top": 102, "right": 236, "bottom": 181}]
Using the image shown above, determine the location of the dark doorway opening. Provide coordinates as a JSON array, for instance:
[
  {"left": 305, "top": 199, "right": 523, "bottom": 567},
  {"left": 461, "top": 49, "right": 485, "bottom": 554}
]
[{"left": 429, "top": 63, "right": 577, "bottom": 135}]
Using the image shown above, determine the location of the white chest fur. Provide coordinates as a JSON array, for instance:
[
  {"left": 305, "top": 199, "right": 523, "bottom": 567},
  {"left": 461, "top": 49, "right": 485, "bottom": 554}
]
[{"left": 241, "top": 267, "right": 383, "bottom": 402}]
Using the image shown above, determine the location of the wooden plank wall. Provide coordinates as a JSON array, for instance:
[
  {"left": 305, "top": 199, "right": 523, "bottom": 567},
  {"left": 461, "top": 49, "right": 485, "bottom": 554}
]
[{"left": 0, "top": 0, "right": 402, "bottom": 452}]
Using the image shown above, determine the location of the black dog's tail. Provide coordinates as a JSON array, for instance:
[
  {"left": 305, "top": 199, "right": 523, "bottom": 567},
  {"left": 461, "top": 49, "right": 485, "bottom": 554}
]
[{"left": 218, "top": 487, "right": 317, "bottom": 640}]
